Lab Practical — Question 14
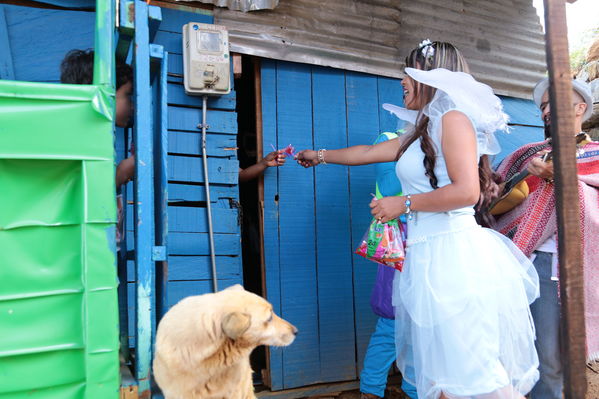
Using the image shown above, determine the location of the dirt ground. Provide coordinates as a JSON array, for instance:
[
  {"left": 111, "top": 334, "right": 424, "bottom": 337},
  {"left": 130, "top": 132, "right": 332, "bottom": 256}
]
[
  {"left": 588, "top": 362, "right": 599, "bottom": 399},
  {"left": 302, "top": 385, "right": 408, "bottom": 399},
  {"left": 336, "top": 385, "right": 407, "bottom": 399},
  {"left": 302, "top": 364, "right": 599, "bottom": 399}
]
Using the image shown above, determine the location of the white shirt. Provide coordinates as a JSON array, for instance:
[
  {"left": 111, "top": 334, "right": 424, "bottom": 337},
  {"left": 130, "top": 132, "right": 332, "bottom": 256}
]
[{"left": 531, "top": 236, "right": 559, "bottom": 281}]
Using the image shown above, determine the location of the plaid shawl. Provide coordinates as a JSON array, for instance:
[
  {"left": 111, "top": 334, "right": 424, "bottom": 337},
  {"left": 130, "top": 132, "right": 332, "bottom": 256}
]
[{"left": 494, "top": 139, "right": 599, "bottom": 362}]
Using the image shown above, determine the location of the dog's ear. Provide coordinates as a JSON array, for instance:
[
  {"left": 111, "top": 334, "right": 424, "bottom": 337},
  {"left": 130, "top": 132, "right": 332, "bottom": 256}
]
[
  {"left": 222, "top": 312, "right": 251, "bottom": 340},
  {"left": 223, "top": 284, "right": 245, "bottom": 292}
]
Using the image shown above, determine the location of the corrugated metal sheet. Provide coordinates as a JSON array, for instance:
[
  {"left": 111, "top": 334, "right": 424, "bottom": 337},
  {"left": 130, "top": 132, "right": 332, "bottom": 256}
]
[
  {"left": 214, "top": 0, "right": 547, "bottom": 99},
  {"left": 175, "top": 0, "right": 278, "bottom": 12}
]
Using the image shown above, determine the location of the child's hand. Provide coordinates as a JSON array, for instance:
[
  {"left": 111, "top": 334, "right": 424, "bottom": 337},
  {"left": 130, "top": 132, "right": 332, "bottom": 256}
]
[
  {"left": 116, "top": 155, "right": 135, "bottom": 187},
  {"left": 295, "top": 150, "right": 319, "bottom": 168},
  {"left": 263, "top": 150, "right": 286, "bottom": 167}
]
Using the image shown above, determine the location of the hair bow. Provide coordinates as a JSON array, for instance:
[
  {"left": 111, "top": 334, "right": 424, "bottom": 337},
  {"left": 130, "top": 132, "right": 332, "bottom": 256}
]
[{"left": 418, "top": 39, "right": 435, "bottom": 60}]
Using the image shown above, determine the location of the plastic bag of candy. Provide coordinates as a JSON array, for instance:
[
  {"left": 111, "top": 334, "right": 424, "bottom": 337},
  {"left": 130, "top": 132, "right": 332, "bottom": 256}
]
[{"left": 354, "top": 218, "right": 406, "bottom": 271}]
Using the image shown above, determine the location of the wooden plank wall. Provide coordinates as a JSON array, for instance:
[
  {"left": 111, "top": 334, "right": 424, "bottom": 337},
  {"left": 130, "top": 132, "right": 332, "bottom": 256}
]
[
  {"left": 125, "top": 6, "right": 242, "bottom": 346},
  {"left": 0, "top": 6, "right": 15, "bottom": 80},
  {"left": 312, "top": 67, "right": 355, "bottom": 383},
  {"left": 0, "top": 5, "right": 94, "bottom": 82},
  {"left": 261, "top": 60, "right": 544, "bottom": 391},
  {"left": 275, "top": 62, "right": 320, "bottom": 387},
  {"left": 346, "top": 72, "right": 401, "bottom": 379},
  {"left": 261, "top": 60, "right": 284, "bottom": 389},
  {"left": 262, "top": 60, "right": 405, "bottom": 390}
]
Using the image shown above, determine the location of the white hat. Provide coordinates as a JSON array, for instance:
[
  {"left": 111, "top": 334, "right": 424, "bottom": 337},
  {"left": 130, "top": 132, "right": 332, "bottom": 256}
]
[
  {"left": 533, "top": 77, "right": 593, "bottom": 122},
  {"left": 384, "top": 68, "right": 506, "bottom": 156}
]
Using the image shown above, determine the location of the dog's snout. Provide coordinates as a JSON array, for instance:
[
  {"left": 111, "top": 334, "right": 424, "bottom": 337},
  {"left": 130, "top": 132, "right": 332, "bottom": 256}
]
[{"left": 292, "top": 326, "right": 298, "bottom": 336}]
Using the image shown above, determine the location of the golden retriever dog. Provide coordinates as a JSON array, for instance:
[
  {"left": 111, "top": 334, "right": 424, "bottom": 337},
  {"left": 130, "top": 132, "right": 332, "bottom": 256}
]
[{"left": 153, "top": 285, "right": 297, "bottom": 399}]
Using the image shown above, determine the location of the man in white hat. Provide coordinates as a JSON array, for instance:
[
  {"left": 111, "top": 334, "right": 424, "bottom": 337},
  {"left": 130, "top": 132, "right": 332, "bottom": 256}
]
[
  {"left": 493, "top": 78, "right": 599, "bottom": 399},
  {"left": 533, "top": 78, "right": 594, "bottom": 140}
]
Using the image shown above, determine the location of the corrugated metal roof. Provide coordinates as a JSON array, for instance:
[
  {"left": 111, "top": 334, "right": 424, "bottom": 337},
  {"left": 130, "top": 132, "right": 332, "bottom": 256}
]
[
  {"left": 214, "top": 0, "right": 547, "bottom": 99},
  {"left": 175, "top": 0, "right": 278, "bottom": 12}
]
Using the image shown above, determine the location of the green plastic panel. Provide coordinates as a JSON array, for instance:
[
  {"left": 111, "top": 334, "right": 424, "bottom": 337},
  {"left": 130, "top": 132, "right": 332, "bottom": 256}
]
[{"left": 0, "top": 79, "right": 119, "bottom": 398}]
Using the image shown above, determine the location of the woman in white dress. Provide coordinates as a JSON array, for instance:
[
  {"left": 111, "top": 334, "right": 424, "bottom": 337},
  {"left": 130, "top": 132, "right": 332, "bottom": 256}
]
[{"left": 296, "top": 41, "right": 540, "bottom": 399}]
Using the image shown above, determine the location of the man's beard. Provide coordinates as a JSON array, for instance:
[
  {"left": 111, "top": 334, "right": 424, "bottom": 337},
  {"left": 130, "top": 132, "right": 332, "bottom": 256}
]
[
  {"left": 543, "top": 113, "right": 552, "bottom": 139},
  {"left": 544, "top": 122, "right": 551, "bottom": 139}
]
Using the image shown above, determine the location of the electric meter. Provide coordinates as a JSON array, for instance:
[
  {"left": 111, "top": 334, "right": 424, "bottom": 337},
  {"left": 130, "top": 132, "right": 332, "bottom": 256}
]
[{"left": 182, "top": 23, "right": 231, "bottom": 95}]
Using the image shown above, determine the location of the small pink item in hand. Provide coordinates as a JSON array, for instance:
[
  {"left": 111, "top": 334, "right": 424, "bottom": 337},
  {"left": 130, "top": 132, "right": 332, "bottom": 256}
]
[
  {"left": 270, "top": 143, "right": 296, "bottom": 158},
  {"left": 283, "top": 144, "right": 296, "bottom": 158}
]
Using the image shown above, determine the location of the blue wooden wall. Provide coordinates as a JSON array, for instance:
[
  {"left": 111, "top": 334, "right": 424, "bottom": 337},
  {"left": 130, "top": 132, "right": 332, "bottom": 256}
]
[
  {"left": 261, "top": 59, "right": 544, "bottom": 390},
  {"left": 154, "top": 6, "right": 242, "bottom": 302},
  {"left": 125, "top": 6, "right": 242, "bottom": 345},
  {"left": 0, "top": 5, "right": 95, "bottom": 82},
  {"left": 262, "top": 60, "right": 407, "bottom": 390}
]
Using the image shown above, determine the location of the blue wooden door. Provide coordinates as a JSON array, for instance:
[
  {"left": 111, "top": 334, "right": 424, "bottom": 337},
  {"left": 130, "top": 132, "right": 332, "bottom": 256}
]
[{"left": 261, "top": 59, "right": 404, "bottom": 390}]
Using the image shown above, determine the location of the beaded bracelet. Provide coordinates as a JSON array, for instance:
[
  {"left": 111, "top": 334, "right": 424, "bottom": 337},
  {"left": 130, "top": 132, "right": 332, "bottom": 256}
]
[
  {"left": 317, "top": 149, "right": 327, "bottom": 165},
  {"left": 404, "top": 194, "right": 413, "bottom": 220}
]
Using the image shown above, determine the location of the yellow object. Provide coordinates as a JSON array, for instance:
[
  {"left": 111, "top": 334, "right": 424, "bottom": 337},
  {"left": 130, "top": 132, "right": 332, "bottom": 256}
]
[{"left": 490, "top": 180, "right": 530, "bottom": 216}]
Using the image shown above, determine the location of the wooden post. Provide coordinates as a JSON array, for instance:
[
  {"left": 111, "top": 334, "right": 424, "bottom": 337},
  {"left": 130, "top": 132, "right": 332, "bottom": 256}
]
[
  {"left": 233, "top": 53, "right": 243, "bottom": 79},
  {"left": 543, "top": 1, "right": 587, "bottom": 398},
  {"left": 253, "top": 56, "right": 273, "bottom": 388},
  {"left": 133, "top": 1, "right": 156, "bottom": 397}
]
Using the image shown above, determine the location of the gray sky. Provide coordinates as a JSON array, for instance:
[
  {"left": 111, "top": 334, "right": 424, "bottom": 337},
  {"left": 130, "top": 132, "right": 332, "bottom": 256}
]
[{"left": 532, "top": 0, "right": 599, "bottom": 48}]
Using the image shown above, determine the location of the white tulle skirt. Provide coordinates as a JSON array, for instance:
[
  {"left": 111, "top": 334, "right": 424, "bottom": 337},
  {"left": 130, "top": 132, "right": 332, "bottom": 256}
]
[{"left": 392, "top": 212, "right": 540, "bottom": 399}]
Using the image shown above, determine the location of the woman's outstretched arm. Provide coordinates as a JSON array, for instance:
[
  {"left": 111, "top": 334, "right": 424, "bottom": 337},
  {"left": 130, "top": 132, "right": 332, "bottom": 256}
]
[{"left": 295, "top": 136, "right": 403, "bottom": 167}]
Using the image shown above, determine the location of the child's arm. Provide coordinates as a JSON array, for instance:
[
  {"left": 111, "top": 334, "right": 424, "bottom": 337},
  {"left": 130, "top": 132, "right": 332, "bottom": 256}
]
[
  {"left": 239, "top": 150, "right": 285, "bottom": 183},
  {"left": 116, "top": 155, "right": 135, "bottom": 187}
]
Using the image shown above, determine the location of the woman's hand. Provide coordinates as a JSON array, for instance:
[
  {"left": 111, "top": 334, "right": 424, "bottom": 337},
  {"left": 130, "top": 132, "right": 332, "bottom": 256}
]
[
  {"left": 263, "top": 150, "right": 286, "bottom": 167},
  {"left": 295, "top": 150, "right": 319, "bottom": 168},
  {"left": 370, "top": 196, "right": 406, "bottom": 223}
]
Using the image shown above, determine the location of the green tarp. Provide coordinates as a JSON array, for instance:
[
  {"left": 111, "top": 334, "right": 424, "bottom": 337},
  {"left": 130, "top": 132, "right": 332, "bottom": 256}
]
[{"left": 0, "top": 80, "right": 119, "bottom": 398}]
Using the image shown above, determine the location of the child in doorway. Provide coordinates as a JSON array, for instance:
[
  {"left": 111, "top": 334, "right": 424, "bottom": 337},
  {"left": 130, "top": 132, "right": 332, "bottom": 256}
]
[{"left": 60, "top": 49, "right": 134, "bottom": 248}]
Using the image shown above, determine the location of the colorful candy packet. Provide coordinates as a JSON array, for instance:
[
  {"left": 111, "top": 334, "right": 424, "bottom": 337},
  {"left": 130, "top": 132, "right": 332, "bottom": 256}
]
[
  {"left": 355, "top": 218, "right": 406, "bottom": 271},
  {"left": 355, "top": 195, "right": 407, "bottom": 271}
]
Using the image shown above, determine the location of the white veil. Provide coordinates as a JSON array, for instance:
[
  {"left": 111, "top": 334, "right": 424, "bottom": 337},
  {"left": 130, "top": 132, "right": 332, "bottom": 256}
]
[{"left": 383, "top": 67, "right": 508, "bottom": 156}]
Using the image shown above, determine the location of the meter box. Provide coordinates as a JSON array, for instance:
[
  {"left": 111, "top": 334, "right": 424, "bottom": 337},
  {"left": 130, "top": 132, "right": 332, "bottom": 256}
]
[{"left": 182, "top": 22, "right": 231, "bottom": 95}]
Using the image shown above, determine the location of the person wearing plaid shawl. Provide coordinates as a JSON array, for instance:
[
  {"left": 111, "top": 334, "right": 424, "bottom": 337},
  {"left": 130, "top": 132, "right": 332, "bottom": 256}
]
[{"left": 494, "top": 78, "right": 599, "bottom": 399}]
